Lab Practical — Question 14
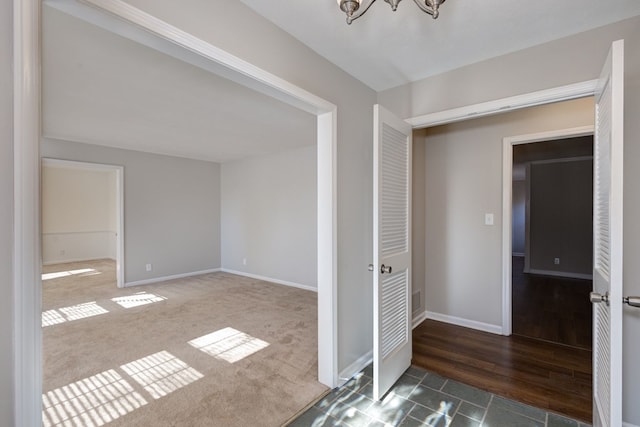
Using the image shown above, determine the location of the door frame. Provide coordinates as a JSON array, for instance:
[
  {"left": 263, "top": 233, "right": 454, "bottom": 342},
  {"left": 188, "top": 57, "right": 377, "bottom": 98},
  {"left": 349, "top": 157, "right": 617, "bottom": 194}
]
[
  {"left": 407, "top": 80, "right": 598, "bottom": 336},
  {"left": 13, "top": 0, "right": 338, "bottom": 424},
  {"left": 500, "top": 126, "right": 594, "bottom": 336},
  {"left": 41, "top": 158, "right": 125, "bottom": 288}
]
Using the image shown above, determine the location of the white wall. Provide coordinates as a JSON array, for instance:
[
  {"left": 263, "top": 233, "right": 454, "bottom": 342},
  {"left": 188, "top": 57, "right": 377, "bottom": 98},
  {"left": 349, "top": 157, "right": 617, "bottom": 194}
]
[
  {"left": 118, "top": 0, "right": 378, "bottom": 371},
  {"left": 42, "top": 164, "right": 118, "bottom": 264},
  {"left": 416, "top": 98, "right": 593, "bottom": 327},
  {"left": 221, "top": 145, "right": 317, "bottom": 289},
  {"left": 381, "top": 16, "right": 640, "bottom": 424},
  {"left": 41, "top": 138, "right": 222, "bottom": 284},
  {"left": 0, "top": 0, "right": 14, "bottom": 423}
]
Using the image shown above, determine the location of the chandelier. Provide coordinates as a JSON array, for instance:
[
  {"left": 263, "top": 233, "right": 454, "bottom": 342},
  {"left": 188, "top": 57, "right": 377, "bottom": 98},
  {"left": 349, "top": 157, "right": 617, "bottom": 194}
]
[{"left": 337, "top": 0, "right": 446, "bottom": 24}]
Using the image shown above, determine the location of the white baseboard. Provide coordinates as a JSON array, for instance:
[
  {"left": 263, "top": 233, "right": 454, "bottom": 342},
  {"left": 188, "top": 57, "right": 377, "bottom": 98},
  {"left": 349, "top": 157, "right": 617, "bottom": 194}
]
[
  {"left": 43, "top": 256, "right": 116, "bottom": 266},
  {"left": 221, "top": 269, "right": 317, "bottom": 292},
  {"left": 624, "top": 422, "right": 639, "bottom": 427},
  {"left": 338, "top": 350, "right": 373, "bottom": 387},
  {"left": 124, "top": 268, "right": 221, "bottom": 287},
  {"left": 512, "top": 252, "right": 525, "bottom": 257},
  {"left": 425, "top": 311, "right": 502, "bottom": 335},
  {"left": 528, "top": 269, "right": 592, "bottom": 280},
  {"left": 412, "top": 311, "right": 427, "bottom": 329}
]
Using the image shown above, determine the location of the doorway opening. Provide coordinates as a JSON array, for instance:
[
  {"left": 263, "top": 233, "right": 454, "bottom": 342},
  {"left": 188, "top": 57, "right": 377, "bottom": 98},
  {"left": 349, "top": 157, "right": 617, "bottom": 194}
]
[
  {"left": 41, "top": 159, "right": 124, "bottom": 289},
  {"left": 511, "top": 136, "right": 594, "bottom": 349}
]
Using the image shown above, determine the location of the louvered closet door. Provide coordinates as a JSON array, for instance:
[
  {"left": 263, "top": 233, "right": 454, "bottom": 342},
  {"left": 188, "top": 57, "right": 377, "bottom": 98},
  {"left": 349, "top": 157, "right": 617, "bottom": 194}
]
[
  {"left": 373, "top": 104, "right": 412, "bottom": 401},
  {"left": 592, "top": 39, "right": 624, "bottom": 427}
]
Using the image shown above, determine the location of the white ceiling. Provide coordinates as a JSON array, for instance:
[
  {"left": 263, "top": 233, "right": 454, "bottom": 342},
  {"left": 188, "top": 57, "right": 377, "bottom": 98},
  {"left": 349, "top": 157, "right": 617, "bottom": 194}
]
[
  {"left": 42, "top": 6, "right": 317, "bottom": 163},
  {"left": 239, "top": 0, "right": 640, "bottom": 91}
]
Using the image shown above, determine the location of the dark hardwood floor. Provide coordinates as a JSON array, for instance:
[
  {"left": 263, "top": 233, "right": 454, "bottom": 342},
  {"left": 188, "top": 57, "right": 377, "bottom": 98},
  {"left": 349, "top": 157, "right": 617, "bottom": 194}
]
[
  {"left": 512, "top": 256, "right": 593, "bottom": 349},
  {"left": 412, "top": 319, "right": 592, "bottom": 422}
]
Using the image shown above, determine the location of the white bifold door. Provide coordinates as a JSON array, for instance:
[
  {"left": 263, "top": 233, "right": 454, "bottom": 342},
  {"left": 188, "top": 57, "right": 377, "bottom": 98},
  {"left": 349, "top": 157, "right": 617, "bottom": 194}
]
[
  {"left": 372, "top": 104, "right": 412, "bottom": 401},
  {"left": 591, "top": 39, "right": 624, "bottom": 427}
]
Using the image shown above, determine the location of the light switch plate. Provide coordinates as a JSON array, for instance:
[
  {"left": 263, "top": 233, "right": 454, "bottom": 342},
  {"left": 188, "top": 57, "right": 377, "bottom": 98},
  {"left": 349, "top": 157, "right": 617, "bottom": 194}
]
[{"left": 485, "top": 213, "right": 494, "bottom": 226}]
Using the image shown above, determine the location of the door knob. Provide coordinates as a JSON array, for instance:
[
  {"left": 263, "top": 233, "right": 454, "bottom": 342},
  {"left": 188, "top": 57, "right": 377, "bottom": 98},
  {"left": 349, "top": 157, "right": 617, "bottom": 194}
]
[
  {"left": 590, "top": 291, "right": 609, "bottom": 305},
  {"left": 368, "top": 264, "right": 374, "bottom": 272},
  {"left": 380, "top": 264, "right": 392, "bottom": 274},
  {"left": 624, "top": 296, "right": 640, "bottom": 308}
]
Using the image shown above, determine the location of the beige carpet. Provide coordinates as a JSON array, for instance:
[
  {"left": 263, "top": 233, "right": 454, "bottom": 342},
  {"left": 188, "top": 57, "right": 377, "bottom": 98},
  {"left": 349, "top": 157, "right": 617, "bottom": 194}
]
[{"left": 42, "top": 260, "right": 328, "bottom": 426}]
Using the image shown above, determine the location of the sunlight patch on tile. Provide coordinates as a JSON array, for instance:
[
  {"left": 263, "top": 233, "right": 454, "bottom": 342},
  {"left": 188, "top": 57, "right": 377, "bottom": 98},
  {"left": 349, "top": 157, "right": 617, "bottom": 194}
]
[
  {"left": 120, "top": 351, "right": 203, "bottom": 399},
  {"left": 42, "top": 302, "right": 109, "bottom": 327},
  {"left": 42, "top": 369, "right": 147, "bottom": 427},
  {"left": 111, "top": 292, "right": 167, "bottom": 308},
  {"left": 42, "top": 268, "right": 99, "bottom": 281},
  {"left": 188, "top": 327, "right": 269, "bottom": 363}
]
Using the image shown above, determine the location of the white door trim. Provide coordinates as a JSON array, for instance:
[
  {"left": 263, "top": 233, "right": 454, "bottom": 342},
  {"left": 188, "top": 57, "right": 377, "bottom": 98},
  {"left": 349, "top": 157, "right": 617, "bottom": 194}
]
[
  {"left": 14, "top": 1, "right": 338, "bottom": 424},
  {"left": 41, "top": 158, "right": 125, "bottom": 288},
  {"left": 501, "top": 126, "right": 594, "bottom": 335},
  {"left": 13, "top": 0, "right": 42, "bottom": 424},
  {"left": 407, "top": 81, "right": 598, "bottom": 338},
  {"left": 408, "top": 80, "right": 598, "bottom": 129}
]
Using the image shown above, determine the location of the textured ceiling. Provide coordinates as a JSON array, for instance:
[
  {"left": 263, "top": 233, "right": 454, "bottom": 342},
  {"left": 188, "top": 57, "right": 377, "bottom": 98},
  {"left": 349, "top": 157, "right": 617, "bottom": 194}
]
[
  {"left": 42, "top": 6, "right": 316, "bottom": 163},
  {"left": 240, "top": 0, "right": 640, "bottom": 91}
]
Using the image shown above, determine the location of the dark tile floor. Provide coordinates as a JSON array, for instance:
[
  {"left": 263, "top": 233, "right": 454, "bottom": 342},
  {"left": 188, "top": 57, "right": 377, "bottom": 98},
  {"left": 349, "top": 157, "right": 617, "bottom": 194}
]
[{"left": 287, "top": 365, "right": 591, "bottom": 427}]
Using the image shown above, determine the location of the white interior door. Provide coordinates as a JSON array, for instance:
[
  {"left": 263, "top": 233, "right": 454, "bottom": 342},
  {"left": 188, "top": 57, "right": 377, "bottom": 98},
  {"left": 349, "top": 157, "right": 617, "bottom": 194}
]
[
  {"left": 373, "top": 104, "right": 412, "bottom": 401},
  {"left": 591, "top": 39, "right": 624, "bottom": 427}
]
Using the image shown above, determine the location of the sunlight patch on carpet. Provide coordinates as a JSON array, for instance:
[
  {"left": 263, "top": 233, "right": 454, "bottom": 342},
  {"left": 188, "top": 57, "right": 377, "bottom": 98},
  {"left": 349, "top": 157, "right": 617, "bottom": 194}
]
[
  {"left": 188, "top": 327, "right": 269, "bottom": 363},
  {"left": 42, "top": 268, "right": 99, "bottom": 281},
  {"left": 111, "top": 292, "right": 167, "bottom": 308},
  {"left": 42, "top": 302, "right": 109, "bottom": 327},
  {"left": 42, "top": 369, "right": 147, "bottom": 427},
  {"left": 120, "top": 351, "right": 203, "bottom": 399}
]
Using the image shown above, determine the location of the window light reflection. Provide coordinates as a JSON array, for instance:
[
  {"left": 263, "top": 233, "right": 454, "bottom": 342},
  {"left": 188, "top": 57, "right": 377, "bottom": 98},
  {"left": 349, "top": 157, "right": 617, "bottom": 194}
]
[
  {"left": 42, "top": 302, "right": 109, "bottom": 327},
  {"left": 188, "top": 327, "right": 269, "bottom": 363},
  {"left": 120, "top": 351, "right": 203, "bottom": 399},
  {"left": 42, "top": 268, "right": 99, "bottom": 281},
  {"left": 111, "top": 292, "right": 167, "bottom": 308},
  {"left": 42, "top": 369, "right": 147, "bottom": 427},
  {"left": 60, "top": 302, "right": 109, "bottom": 321}
]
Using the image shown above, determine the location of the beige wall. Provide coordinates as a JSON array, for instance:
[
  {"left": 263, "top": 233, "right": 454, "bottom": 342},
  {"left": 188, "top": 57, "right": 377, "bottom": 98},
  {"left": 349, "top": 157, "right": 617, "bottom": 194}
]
[
  {"left": 42, "top": 164, "right": 118, "bottom": 264},
  {"left": 42, "top": 138, "right": 222, "bottom": 284},
  {"left": 387, "top": 15, "right": 640, "bottom": 424},
  {"left": 0, "top": 0, "right": 13, "bottom": 423},
  {"left": 528, "top": 159, "right": 593, "bottom": 276},
  {"left": 413, "top": 98, "right": 593, "bottom": 327},
  {"left": 512, "top": 180, "right": 526, "bottom": 255},
  {"left": 411, "top": 134, "right": 426, "bottom": 315},
  {"left": 221, "top": 145, "right": 317, "bottom": 288}
]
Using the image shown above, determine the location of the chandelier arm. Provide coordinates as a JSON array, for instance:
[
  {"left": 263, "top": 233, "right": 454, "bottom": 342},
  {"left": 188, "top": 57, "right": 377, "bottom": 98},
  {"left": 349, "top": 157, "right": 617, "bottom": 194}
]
[
  {"left": 411, "top": 0, "right": 442, "bottom": 18},
  {"left": 346, "top": 0, "right": 378, "bottom": 24}
]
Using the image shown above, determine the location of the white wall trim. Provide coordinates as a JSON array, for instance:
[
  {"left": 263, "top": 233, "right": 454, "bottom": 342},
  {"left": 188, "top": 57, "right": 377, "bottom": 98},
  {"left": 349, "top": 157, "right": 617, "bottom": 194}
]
[
  {"left": 124, "top": 268, "right": 222, "bottom": 287},
  {"left": 412, "top": 311, "right": 427, "bottom": 329},
  {"left": 407, "top": 80, "right": 598, "bottom": 129},
  {"left": 512, "top": 252, "right": 525, "bottom": 257},
  {"left": 13, "top": 0, "right": 42, "bottom": 425},
  {"left": 502, "top": 125, "right": 595, "bottom": 336},
  {"left": 221, "top": 269, "right": 317, "bottom": 293},
  {"left": 425, "top": 311, "right": 503, "bottom": 335},
  {"left": 527, "top": 269, "right": 593, "bottom": 281},
  {"left": 338, "top": 350, "right": 373, "bottom": 386}
]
